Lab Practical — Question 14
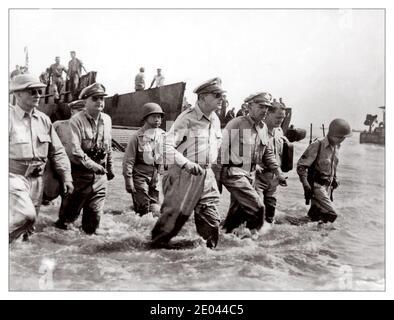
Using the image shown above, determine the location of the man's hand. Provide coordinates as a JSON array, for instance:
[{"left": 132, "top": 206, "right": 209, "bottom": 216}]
[
  {"left": 183, "top": 162, "right": 204, "bottom": 176},
  {"left": 92, "top": 163, "right": 107, "bottom": 175},
  {"left": 126, "top": 185, "right": 136, "bottom": 194},
  {"left": 278, "top": 173, "right": 288, "bottom": 187},
  {"left": 63, "top": 181, "right": 74, "bottom": 196},
  {"left": 107, "top": 171, "right": 115, "bottom": 181}
]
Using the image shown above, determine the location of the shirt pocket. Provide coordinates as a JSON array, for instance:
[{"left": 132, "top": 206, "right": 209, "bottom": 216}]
[
  {"left": 36, "top": 133, "right": 51, "bottom": 158},
  {"left": 318, "top": 157, "right": 332, "bottom": 174},
  {"left": 10, "top": 134, "right": 31, "bottom": 159}
]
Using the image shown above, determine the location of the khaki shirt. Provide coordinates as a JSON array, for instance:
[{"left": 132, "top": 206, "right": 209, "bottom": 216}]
[
  {"left": 123, "top": 125, "right": 165, "bottom": 189},
  {"left": 9, "top": 104, "right": 72, "bottom": 182},
  {"left": 265, "top": 127, "right": 284, "bottom": 168},
  {"left": 69, "top": 110, "right": 113, "bottom": 172},
  {"left": 53, "top": 119, "right": 72, "bottom": 149},
  {"left": 164, "top": 103, "right": 222, "bottom": 167},
  {"left": 220, "top": 115, "right": 278, "bottom": 171},
  {"left": 297, "top": 136, "right": 339, "bottom": 181}
]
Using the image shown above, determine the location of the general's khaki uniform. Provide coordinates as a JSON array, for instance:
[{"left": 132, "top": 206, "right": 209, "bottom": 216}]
[
  {"left": 220, "top": 115, "right": 279, "bottom": 232},
  {"left": 9, "top": 104, "right": 72, "bottom": 242},
  {"left": 57, "top": 110, "right": 113, "bottom": 234},
  {"left": 151, "top": 103, "right": 222, "bottom": 247}
]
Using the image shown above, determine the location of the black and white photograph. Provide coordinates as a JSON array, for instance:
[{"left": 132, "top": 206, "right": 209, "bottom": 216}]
[{"left": 6, "top": 5, "right": 387, "bottom": 296}]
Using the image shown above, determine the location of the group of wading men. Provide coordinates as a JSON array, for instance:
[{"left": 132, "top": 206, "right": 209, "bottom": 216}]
[{"left": 9, "top": 74, "right": 352, "bottom": 248}]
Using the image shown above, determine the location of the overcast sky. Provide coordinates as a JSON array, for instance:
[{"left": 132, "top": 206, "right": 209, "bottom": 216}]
[{"left": 9, "top": 8, "right": 384, "bottom": 130}]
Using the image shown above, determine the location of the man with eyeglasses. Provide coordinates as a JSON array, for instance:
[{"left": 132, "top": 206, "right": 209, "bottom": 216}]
[
  {"left": 151, "top": 77, "right": 224, "bottom": 249},
  {"left": 9, "top": 74, "right": 74, "bottom": 243},
  {"left": 219, "top": 92, "right": 287, "bottom": 237},
  {"left": 54, "top": 83, "right": 115, "bottom": 234}
]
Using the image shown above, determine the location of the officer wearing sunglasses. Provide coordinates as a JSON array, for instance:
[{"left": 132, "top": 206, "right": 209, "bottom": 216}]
[
  {"left": 9, "top": 74, "right": 74, "bottom": 243},
  {"left": 55, "top": 83, "right": 114, "bottom": 234},
  {"left": 151, "top": 77, "right": 225, "bottom": 249}
]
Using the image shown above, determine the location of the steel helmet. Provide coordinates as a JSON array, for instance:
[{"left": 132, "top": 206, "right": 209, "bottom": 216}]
[
  {"left": 328, "top": 119, "right": 352, "bottom": 137},
  {"left": 142, "top": 102, "right": 164, "bottom": 120}
]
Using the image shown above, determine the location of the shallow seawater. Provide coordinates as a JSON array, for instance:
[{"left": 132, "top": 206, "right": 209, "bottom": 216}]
[{"left": 9, "top": 134, "right": 384, "bottom": 291}]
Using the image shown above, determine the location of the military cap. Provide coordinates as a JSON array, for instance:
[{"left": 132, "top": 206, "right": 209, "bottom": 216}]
[
  {"left": 9, "top": 74, "right": 46, "bottom": 93},
  {"left": 193, "top": 77, "right": 226, "bottom": 95},
  {"left": 79, "top": 83, "right": 107, "bottom": 99},
  {"left": 68, "top": 99, "right": 85, "bottom": 110},
  {"left": 244, "top": 92, "right": 272, "bottom": 106}
]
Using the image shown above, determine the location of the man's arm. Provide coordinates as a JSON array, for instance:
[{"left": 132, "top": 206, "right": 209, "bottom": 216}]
[
  {"left": 149, "top": 78, "right": 155, "bottom": 89},
  {"left": 122, "top": 132, "right": 138, "bottom": 191}
]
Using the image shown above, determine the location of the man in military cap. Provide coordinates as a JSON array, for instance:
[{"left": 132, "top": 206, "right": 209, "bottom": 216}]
[
  {"left": 151, "top": 77, "right": 224, "bottom": 248},
  {"left": 54, "top": 83, "right": 114, "bottom": 233},
  {"left": 9, "top": 74, "right": 74, "bottom": 242},
  {"left": 48, "top": 56, "right": 68, "bottom": 103},
  {"left": 254, "top": 100, "right": 288, "bottom": 224},
  {"left": 297, "top": 118, "right": 352, "bottom": 223},
  {"left": 123, "top": 102, "right": 165, "bottom": 216},
  {"left": 220, "top": 92, "right": 287, "bottom": 235}
]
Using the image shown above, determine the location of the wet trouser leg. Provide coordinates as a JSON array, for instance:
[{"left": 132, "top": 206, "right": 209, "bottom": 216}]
[
  {"left": 9, "top": 173, "right": 43, "bottom": 243},
  {"left": 221, "top": 168, "right": 264, "bottom": 232},
  {"left": 132, "top": 169, "right": 159, "bottom": 216},
  {"left": 194, "top": 169, "right": 220, "bottom": 248},
  {"left": 81, "top": 174, "right": 107, "bottom": 234},
  {"left": 151, "top": 165, "right": 206, "bottom": 245},
  {"left": 58, "top": 173, "right": 107, "bottom": 233},
  {"left": 254, "top": 170, "right": 278, "bottom": 223},
  {"left": 310, "top": 183, "right": 337, "bottom": 223}
]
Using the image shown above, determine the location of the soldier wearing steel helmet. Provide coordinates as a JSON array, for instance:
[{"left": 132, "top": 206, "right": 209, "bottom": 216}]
[
  {"left": 54, "top": 83, "right": 114, "bottom": 233},
  {"left": 122, "top": 102, "right": 165, "bottom": 216},
  {"left": 297, "top": 118, "right": 352, "bottom": 223}
]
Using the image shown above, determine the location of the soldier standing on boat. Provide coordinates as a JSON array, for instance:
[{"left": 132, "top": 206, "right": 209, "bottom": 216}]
[
  {"left": 134, "top": 67, "right": 146, "bottom": 91},
  {"left": 149, "top": 68, "right": 165, "bottom": 88},
  {"left": 9, "top": 74, "right": 74, "bottom": 242},
  {"left": 151, "top": 77, "right": 225, "bottom": 248},
  {"left": 54, "top": 83, "right": 115, "bottom": 233},
  {"left": 122, "top": 103, "right": 165, "bottom": 216},
  {"left": 48, "top": 56, "right": 68, "bottom": 103},
  {"left": 297, "top": 119, "right": 352, "bottom": 223},
  {"left": 254, "top": 100, "right": 288, "bottom": 224},
  {"left": 220, "top": 92, "right": 287, "bottom": 234},
  {"left": 67, "top": 51, "right": 86, "bottom": 99}
]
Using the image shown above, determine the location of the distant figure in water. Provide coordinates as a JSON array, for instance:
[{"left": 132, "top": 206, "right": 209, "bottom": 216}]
[{"left": 297, "top": 118, "right": 352, "bottom": 224}]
